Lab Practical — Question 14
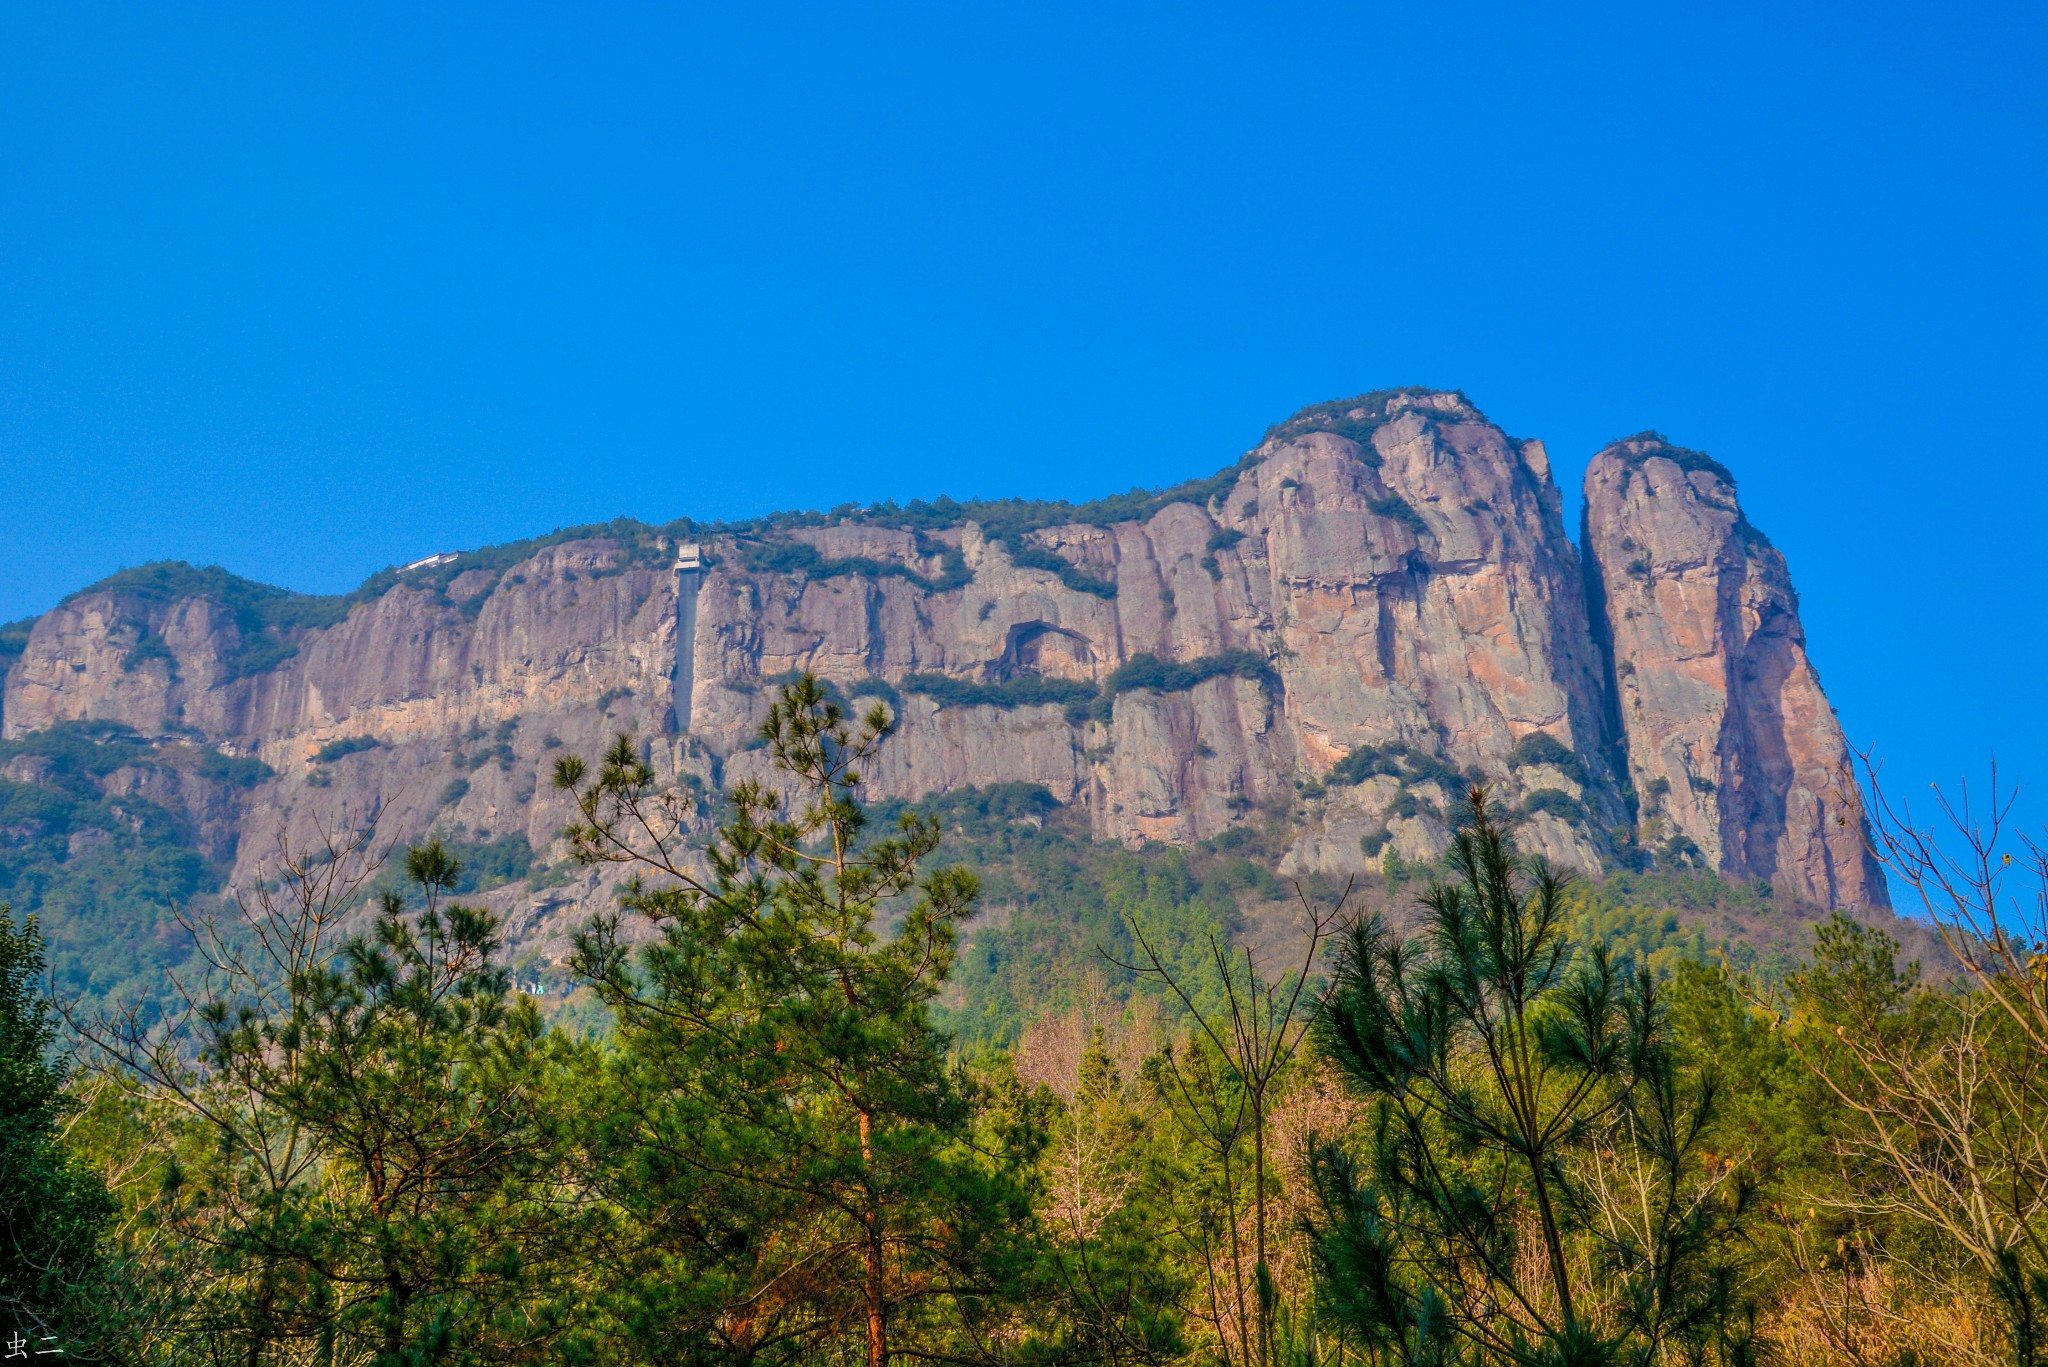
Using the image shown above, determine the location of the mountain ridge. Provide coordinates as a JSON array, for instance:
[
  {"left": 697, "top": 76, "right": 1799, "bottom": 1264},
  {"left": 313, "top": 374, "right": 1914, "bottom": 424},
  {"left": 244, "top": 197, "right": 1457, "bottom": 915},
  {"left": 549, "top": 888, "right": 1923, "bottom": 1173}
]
[
  {"left": 0, "top": 388, "right": 1888, "bottom": 998},
  {"left": 37, "top": 387, "right": 1491, "bottom": 625}
]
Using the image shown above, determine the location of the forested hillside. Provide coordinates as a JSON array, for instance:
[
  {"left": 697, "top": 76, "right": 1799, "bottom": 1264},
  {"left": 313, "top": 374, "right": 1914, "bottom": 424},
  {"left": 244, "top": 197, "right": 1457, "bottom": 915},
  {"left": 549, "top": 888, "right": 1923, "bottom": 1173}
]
[{"left": 5, "top": 676, "right": 2031, "bottom": 1366}]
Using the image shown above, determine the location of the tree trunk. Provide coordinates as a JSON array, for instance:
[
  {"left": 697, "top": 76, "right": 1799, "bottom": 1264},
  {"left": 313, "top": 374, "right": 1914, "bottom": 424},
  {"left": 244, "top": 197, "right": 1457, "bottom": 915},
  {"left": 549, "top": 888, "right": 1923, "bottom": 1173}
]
[
  {"left": 1252, "top": 1095, "right": 1269, "bottom": 1367},
  {"left": 1527, "top": 1152, "right": 1576, "bottom": 1330},
  {"left": 861, "top": 1106, "right": 887, "bottom": 1367}
]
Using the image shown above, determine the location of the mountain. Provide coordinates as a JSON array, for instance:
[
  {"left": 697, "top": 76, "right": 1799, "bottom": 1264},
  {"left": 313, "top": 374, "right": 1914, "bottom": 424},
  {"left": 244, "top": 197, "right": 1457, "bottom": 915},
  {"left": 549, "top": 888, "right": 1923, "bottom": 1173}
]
[{"left": 0, "top": 388, "right": 1887, "bottom": 999}]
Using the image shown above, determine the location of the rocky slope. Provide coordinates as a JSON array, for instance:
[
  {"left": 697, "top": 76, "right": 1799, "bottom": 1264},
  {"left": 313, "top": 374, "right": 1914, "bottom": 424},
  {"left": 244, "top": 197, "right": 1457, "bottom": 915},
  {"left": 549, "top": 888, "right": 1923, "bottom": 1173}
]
[{"left": 0, "top": 389, "right": 1888, "bottom": 978}]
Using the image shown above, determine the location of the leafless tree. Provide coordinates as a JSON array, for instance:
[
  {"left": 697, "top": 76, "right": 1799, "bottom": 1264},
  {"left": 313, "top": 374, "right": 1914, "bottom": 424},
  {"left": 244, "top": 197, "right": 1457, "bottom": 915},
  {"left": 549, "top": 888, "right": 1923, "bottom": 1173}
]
[
  {"left": 1016, "top": 985, "right": 1153, "bottom": 1245},
  {"left": 1801, "top": 758, "right": 2048, "bottom": 1360},
  {"left": 61, "top": 809, "right": 390, "bottom": 1358},
  {"left": 1107, "top": 877, "right": 1350, "bottom": 1367},
  {"left": 1859, "top": 757, "right": 2048, "bottom": 1052}
]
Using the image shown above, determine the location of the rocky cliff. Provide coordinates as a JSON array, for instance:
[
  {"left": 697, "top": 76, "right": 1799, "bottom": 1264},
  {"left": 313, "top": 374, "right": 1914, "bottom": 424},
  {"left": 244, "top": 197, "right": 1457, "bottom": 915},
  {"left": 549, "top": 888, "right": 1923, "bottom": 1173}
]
[
  {"left": 1580, "top": 435, "right": 1885, "bottom": 911},
  {"left": 0, "top": 389, "right": 1888, "bottom": 978}
]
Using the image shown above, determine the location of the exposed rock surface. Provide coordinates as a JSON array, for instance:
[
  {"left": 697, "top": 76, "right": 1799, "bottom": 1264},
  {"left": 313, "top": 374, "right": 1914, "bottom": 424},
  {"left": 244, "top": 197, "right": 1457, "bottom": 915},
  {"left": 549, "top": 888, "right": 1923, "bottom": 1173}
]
[
  {"left": 1581, "top": 436, "right": 1885, "bottom": 909},
  {"left": 0, "top": 390, "right": 1887, "bottom": 965}
]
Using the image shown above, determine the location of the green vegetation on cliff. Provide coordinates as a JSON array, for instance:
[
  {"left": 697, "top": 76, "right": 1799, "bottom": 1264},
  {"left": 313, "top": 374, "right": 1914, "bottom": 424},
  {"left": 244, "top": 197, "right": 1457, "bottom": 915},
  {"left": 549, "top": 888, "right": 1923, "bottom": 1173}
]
[
  {"left": 1259, "top": 386, "right": 1481, "bottom": 453},
  {"left": 0, "top": 723, "right": 256, "bottom": 1005},
  {"left": 900, "top": 650, "right": 1278, "bottom": 727},
  {"left": 1613, "top": 430, "right": 1739, "bottom": 487}
]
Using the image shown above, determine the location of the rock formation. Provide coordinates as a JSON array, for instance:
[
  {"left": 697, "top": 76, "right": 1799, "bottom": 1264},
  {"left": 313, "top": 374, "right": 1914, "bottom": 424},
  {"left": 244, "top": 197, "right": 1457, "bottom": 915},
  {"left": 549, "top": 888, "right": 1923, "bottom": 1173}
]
[
  {"left": 1580, "top": 435, "right": 1886, "bottom": 910},
  {"left": 0, "top": 390, "right": 1889, "bottom": 972}
]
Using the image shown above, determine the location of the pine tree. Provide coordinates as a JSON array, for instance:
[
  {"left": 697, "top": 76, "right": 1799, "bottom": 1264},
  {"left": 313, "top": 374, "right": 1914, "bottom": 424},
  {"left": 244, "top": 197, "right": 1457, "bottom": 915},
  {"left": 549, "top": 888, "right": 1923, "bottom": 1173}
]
[
  {"left": 558, "top": 675, "right": 1030, "bottom": 1364},
  {"left": 0, "top": 907, "right": 114, "bottom": 1344},
  {"left": 71, "top": 838, "right": 586, "bottom": 1365},
  {"left": 1306, "top": 790, "right": 1753, "bottom": 1366}
]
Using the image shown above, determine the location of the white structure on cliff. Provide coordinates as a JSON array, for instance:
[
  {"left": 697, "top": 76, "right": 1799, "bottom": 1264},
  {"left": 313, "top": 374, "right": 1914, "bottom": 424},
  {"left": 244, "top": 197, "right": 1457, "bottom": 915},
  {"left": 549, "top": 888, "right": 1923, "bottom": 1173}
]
[{"left": 672, "top": 543, "right": 703, "bottom": 732}]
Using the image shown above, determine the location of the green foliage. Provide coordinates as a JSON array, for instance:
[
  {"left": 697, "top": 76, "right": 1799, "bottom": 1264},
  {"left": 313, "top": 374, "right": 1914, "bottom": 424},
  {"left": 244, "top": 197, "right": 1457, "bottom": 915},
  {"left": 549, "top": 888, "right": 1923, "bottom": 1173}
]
[
  {"left": 823, "top": 460, "right": 1283, "bottom": 600},
  {"left": 0, "top": 724, "right": 228, "bottom": 1004},
  {"left": 734, "top": 533, "right": 973, "bottom": 593},
  {"left": 194, "top": 748, "right": 273, "bottom": 788},
  {"left": 452, "top": 735, "right": 515, "bottom": 772},
  {"left": 311, "top": 734, "right": 381, "bottom": 763},
  {"left": 1387, "top": 789, "right": 1434, "bottom": 823},
  {"left": 901, "top": 652, "right": 1278, "bottom": 730},
  {"left": 1772, "top": 915, "right": 2048, "bottom": 1358},
  {"left": 1615, "top": 431, "right": 1738, "bottom": 488},
  {"left": 33, "top": 699, "right": 2036, "bottom": 1363},
  {"left": 1366, "top": 493, "right": 1428, "bottom": 535},
  {"left": 1260, "top": 387, "right": 1479, "bottom": 457},
  {"left": 1261, "top": 392, "right": 1402, "bottom": 453},
  {"left": 0, "top": 719, "right": 158, "bottom": 778},
  {"left": 862, "top": 784, "right": 1290, "bottom": 1053},
  {"left": 1519, "top": 786, "right": 1587, "bottom": 826},
  {"left": 65, "top": 520, "right": 705, "bottom": 688},
  {"left": 1093, "top": 650, "right": 1279, "bottom": 721},
  {"left": 995, "top": 534, "right": 1119, "bottom": 597},
  {"left": 1507, "top": 730, "right": 1587, "bottom": 783},
  {"left": 902, "top": 671, "right": 1102, "bottom": 717},
  {"left": 119, "top": 630, "right": 178, "bottom": 676},
  {"left": 0, "top": 908, "right": 115, "bottom": 1337},
  {"left": 89, "top": 841, "right": 592, "bottom": 1363},
  {"left": 349, "top": 513, "right": 673, "bottom": 604},
  {"left": 75, "top": 561, "right": 352, "bottom": 634},
  {"left": 1102, "top": 649, "right": 1274, "bottom": 699},
  {"left": 72, "top": 561, "right": 354, "bottom": 682},
  {"left": 848, "top": 675, "right": 902, "bottom": 711},
  {"left": 1567, "top": 866, "right": 1805, "bottom": 980},
  {"left": 556, "top": 679, "right": 1031, "bottom": 1362},
  {"left": 854, "top": 455, "right": 1256, "bottom": 542},
  {"left": 435, "top": 832, "right": 536, "bottom": 893},
  {"left": 1309, "top": 790, "right": 1756, "bottom": 1362},
  {"left": 1326, "top": 740, "right": 1479, "bottom": 793},
  {"left": 1205, "top": 527, "right": 1245, "bottom": 554}
]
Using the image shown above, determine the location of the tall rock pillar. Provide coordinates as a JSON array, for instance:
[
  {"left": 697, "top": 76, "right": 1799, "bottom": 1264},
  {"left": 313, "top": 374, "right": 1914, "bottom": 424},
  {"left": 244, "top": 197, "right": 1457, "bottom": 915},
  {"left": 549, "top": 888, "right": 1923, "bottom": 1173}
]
[{"left": 1582, "top": 435, "right": 1887, "bottom": 910}]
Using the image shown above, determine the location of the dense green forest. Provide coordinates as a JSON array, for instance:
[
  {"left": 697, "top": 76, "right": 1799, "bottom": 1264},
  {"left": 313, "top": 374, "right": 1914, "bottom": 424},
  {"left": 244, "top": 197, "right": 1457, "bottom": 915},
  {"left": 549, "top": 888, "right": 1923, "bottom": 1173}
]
[{"left": 2, "top": 677, "right": 2041, "bottom": 1365}]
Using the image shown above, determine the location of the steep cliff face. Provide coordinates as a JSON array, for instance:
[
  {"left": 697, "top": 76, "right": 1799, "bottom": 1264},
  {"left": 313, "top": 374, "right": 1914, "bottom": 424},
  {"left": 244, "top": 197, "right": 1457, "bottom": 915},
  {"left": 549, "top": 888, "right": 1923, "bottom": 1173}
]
[
  {"left": 3, "top": 541, "right": 678, "bottom": 897},
  {"left": 1581, "top": 436, "right": 1886, "bottom": 909},
  {"left": 696, "top": 390, "right": 1615, "bottom": 874},
  {"left": 0, "top": 390, "right": 1885, "bottom": 979}
]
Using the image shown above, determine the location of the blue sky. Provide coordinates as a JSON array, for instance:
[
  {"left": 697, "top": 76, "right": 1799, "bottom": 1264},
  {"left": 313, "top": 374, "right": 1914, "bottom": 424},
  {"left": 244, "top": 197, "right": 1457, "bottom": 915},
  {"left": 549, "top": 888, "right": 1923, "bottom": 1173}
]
[{"left": 2, "top": 3, "right": 2043, "bottom": 834}]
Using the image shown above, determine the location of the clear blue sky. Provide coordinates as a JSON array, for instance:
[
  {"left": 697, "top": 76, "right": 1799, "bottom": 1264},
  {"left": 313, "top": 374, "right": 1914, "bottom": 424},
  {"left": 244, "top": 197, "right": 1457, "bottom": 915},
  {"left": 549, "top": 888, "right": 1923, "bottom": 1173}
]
[{"left": 2, "top": 4, "right": 2043, "bottom": 832}]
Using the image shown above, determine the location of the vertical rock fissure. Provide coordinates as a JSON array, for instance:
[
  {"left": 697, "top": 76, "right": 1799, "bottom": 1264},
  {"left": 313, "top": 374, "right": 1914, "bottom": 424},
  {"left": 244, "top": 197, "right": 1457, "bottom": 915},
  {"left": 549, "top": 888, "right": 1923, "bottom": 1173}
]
[{"left": 1577, "top": 504, "right": 1635, "bottom": 826}]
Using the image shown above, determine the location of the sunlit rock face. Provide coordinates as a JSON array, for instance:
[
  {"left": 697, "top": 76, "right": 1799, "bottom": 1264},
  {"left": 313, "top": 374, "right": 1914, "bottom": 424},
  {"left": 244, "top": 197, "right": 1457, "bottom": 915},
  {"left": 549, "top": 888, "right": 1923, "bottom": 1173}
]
[
  {"left": 1580, "top": 435, "right": 1886, "bottom": 910},
  {"left": 0, "top": 390, "right": 1887, "bottom": 959}
]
